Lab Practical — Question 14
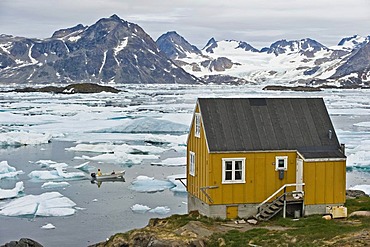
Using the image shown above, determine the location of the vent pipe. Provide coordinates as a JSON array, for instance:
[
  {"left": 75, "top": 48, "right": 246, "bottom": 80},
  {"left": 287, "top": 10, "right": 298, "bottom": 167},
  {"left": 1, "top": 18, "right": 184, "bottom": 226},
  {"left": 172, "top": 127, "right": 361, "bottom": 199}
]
[
  {"left": 328, "top": 130, "right": 332, "bottom": 140},
  {"left": 340, "top": 144, "right": 345, "bottom": 155}
]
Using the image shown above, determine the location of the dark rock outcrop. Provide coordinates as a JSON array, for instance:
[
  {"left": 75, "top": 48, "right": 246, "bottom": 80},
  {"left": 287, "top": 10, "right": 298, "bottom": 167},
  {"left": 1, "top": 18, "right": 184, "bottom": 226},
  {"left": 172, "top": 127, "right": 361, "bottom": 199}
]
[
  {"left": 201, "top": 74, "right": 253, "bottom": 85},
  {"left": 4, "top": 83, "right": 120, "bottom": 94},
  {"left": 1, "top": 238, "right": 43, "bottom": 247}
]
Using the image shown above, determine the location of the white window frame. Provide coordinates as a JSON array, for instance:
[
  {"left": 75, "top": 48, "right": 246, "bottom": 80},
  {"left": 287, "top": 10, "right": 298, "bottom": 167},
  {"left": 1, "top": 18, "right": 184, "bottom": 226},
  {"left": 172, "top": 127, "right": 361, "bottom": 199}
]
[
  {"left": 189, "top": 151, "right": 195, "bottom": 176},
  {"left": 194, "top": 113, "right": 201, "bottom": 138},
  {"left": 275, "top": 156, "right": 288, "bottom": 171},
  {"left": 222, "top": 158, "right": 246, "bottom": 184}
]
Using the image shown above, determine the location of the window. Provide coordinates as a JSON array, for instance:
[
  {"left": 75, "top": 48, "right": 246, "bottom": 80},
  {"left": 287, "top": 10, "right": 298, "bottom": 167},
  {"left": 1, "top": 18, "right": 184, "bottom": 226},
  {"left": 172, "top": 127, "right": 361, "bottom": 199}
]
[
  {"left": 194, "top": 113, "right": 201, "bottom": 138},
  {"left": 189, "top": 151, "right": 195, "bottom": 176},
  {"left": 222, "top": 158, "right": 245, "bottom": 184},
  {"left": 275, "top": 156, "right": 288, "bottom": 171}
]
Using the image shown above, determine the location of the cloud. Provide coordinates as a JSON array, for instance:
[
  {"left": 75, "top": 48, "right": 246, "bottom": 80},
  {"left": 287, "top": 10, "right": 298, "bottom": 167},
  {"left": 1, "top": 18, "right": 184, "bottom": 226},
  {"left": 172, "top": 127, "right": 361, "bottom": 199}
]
[{"left": 0, "top": 0, "right": 369, "bottom": 47}]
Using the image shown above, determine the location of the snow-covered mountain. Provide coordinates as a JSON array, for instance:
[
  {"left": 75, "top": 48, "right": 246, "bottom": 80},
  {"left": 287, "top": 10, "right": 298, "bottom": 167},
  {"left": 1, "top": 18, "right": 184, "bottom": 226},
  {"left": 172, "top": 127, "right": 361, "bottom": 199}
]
[
  {"left": 0, "top": 14, "right": 369, "bottom": 86},
  {"left": 0, "top": 15, "right": 199, "bottom": 84},
  {"left": 157, "top": 32, "right": 370, "bottom": 86}
]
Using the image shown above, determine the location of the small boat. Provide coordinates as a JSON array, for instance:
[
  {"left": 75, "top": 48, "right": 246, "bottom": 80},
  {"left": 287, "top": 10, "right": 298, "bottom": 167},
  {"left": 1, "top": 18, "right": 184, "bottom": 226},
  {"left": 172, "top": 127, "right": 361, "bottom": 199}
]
[{"left": 91, "top": 170, "right": 125, "bottom": 181}]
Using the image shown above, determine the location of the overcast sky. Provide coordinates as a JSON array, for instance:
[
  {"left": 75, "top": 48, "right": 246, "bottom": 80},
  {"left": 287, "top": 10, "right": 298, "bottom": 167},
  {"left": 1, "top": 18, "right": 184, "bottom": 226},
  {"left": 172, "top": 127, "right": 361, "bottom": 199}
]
[{"left": 0, "top": 0, "right": 369, "bottom": 49}]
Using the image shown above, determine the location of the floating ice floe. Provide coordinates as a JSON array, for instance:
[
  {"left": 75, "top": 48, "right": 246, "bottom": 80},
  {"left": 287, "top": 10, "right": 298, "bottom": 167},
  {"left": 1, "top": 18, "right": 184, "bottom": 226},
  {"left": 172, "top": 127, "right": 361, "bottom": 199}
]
[
  {"left": 0, "top": 192, "right": 76, "bottom": 217},
  {"left": 41, "top": 223, "right": 56, "bottom": 229},
  {"left": 77, "top": 153, "right": 158, "bottom": 165},
  {"left": 41, "top": 181, "right": 70, "bottom": 189},
  {"left": 0, "top": 181, "right": 24, "bottom": 199},
  {"left": 151, "top": 157, "right": 186, "bottom": 167},
  {"left": 28, "top": 167, "right": 86, "bottom": 181},
  {"left": 347, "top": 140, "right": 370, "bottom": 167},
  {"left": 73, "top": 162, "right": 94, "bottom": 172},
  {"left": 129, "top": 175, "right": 174, "bottom": 193},
  {"left": 149, "top": 206, "right": 171, "bottom": 215},
  {"left": 349, "top": 185, "right": 370, "bottom": 195},
  {"left": 130, "top": 204, "right": 170, "bottom": 215},
  {"left": 67, "top": 143, "right": 165, "bottom": 155},
  {"left": 32, "top": 160, "right": 68, "bottom": 170},
  {"left": 130, "top": 203, "right": 151, "bottom": 213},
  {"left": 167, "top": 174, "right": 187, "bottom": 193},
  {"left": 96, "top": 117, "right": 188, "bottom": 134},
  {"left": 33, "top": 160, "right": 57, "bottom": 168},
  {"left": 143, "top": 134, "right": 187, "bottom": 146},
  {"left": 0, "top": 161, "right": 24, "bottom": 180},
  {"left": 0, "top": 131, "right": 52, "bottom": 146}
]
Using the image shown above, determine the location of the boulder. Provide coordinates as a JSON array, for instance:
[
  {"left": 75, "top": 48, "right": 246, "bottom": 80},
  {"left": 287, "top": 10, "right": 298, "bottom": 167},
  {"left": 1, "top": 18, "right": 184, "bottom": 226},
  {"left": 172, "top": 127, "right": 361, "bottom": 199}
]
[{"left": 2, "top": 238, "right": 43, "bottom": 247}]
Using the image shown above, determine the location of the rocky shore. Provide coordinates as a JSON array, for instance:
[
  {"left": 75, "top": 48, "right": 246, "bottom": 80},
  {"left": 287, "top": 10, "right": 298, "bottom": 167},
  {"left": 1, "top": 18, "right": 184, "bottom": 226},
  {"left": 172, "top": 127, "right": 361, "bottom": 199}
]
[
  {"left": 2, "top": 83, "right": 120, "bottom": 94},
  {"left": 263, "top": 85, "right": 370, "bottom": 91}
]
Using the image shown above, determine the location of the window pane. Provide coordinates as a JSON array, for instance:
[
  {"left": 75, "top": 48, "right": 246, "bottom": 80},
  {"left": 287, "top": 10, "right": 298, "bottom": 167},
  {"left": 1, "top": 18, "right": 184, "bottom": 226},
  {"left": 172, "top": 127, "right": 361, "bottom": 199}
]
[
  {"left": 235, "top": 160, "right": 242, "bottom": 170},
  {"left": 225, "top": 161, "right": 232, "bottom": 170},
  {"left": 235, "top": 170, "right": 242, "bottom": 180},
  {"left": 278, "top": 159, "right": 285, "bottom": 168},
  {"left": 225, "top": 171, "right": 232, "bottom": 180}
]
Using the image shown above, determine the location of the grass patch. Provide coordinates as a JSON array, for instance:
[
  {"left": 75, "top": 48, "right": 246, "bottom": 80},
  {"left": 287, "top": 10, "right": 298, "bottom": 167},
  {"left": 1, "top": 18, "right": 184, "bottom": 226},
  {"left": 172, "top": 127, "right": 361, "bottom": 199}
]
[
  {"left": 345, "top": 196, "right": 370, "bottom": 213},
  {"left": 207, "top": 197, "right": 370, "bottom": 247}
]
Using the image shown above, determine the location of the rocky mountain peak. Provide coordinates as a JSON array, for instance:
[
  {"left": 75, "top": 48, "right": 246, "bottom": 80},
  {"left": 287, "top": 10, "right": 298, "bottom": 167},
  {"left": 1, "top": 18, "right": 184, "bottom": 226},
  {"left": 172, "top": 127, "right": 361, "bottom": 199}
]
[
  {"left": 51, "top": 24, "right": 86, "bottom": 39},
  {"left": 264, "top": 38, "right": 327, "bottom": 56},
  {"left": 337, "top": 35, "right": 369, "bottom": 50},
  {"left": 203, "top": 38, "right": 218, "bottom": 53},
  {"left": 156, "top": 31, "right": 202, "bottom": 59},
  {"left": 0, "top": 15, "right": 199, "bottom": 84}
]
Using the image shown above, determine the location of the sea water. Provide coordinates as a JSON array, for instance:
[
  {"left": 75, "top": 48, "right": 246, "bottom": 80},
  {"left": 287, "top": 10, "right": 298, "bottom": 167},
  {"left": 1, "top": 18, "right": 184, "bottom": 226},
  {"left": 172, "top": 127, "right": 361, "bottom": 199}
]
[{"left": 0, "top": 84, "right": 369, "bottom": 246}]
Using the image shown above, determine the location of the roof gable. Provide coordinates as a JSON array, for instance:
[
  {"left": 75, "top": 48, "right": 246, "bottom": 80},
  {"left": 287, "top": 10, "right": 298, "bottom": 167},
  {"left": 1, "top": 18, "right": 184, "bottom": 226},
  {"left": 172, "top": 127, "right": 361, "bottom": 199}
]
[{"left": 197, "top": 98, "right": 344, "bottom": 158}]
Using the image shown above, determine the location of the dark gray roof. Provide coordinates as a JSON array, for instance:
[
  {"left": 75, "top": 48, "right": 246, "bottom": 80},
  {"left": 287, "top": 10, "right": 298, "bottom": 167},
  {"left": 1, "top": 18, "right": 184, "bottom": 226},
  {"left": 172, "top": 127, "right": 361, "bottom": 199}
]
[{"left": 198, "top": 98, "right": 345, "bottom": 159}]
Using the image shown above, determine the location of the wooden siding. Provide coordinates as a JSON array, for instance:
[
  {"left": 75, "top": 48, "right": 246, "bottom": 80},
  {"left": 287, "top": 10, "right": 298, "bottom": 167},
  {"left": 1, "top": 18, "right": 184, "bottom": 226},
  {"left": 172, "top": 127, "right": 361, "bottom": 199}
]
[
  {"left": 304, "top": 160, "right": 346, "bottom": 205},
  {"left": 187, "top": 104, "right": 210, "bottom": 203},
  {"left": 207, "top": 152, "right": 297, "bottom": 205}
]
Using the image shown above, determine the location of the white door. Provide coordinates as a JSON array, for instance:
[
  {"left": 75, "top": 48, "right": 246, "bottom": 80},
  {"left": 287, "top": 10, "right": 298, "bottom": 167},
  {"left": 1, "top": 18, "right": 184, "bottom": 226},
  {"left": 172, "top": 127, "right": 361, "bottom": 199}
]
[{"left": 296, "top": 158, "right": 303, "bottom": 192}]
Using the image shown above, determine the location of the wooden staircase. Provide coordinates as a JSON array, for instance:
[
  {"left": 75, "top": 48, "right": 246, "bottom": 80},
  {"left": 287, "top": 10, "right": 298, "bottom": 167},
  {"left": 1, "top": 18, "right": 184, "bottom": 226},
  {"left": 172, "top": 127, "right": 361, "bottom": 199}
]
[
  {"left": 255, "top": 183, "right": 305, "bottom": 221},
  {"left": 256, "top": 195, "right": 285, "bottom": 221}
]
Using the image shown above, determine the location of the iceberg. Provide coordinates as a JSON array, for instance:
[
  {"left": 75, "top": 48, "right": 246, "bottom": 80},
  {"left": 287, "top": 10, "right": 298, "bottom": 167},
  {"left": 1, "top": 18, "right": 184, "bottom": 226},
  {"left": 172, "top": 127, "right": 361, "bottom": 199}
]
[
  {"left": 149, "top": 206, "right": 171, "bottom": 215},
  {"left": 96, "top": 117, "right": 188, "bottom": 134},
  {"left": 28, "top": 170, "right": 61, "bottom": 180},
  {"left": 130, "top": 204, "right": 151, "bottom": 213},
  {"left": 28, "top": 167, "right": 86, "bottom": 181},
  {"left": 77, "top": 153, "right": 158, "bottom": 165},
  {"left": 73, "top": 162, "right": 95, "bottom": 172},
  {"left": 68, "top": 143, "right": 165, "bottom": 155},
  {"left": 0, "top": 161, "right": 24, "bottom": 180},
  {"left": 0, "top": 181, "right": 24, "bottom": 199},
  {"left": 129, "top": 175, "right": 174, "bottom": 193},
  {"left": 167, "top": 174, "right": 187, "bottom": 193},
  {"left": 0, "top": 191, "right": 76, "bottom": 217},
  {"left": 41, "top": 223, "right": 56, "bottom": 229},
  {"left": 151, "top": 157, "right": 186, "bottom": 167},
  {"left": 34, "top": 160, "right": 57, "bottom": 168},
  {"left": 0, "top": 131, "right": 52, "bottom": 146},
  {"left": 41, "top": 181, "right": 70, "bottom": 189}
]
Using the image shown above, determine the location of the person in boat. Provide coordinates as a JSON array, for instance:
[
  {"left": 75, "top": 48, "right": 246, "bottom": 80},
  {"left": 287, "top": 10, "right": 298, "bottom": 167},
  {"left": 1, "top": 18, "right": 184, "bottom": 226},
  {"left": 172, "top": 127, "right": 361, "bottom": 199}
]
[{"left": 97, "top": 168, "right": 102, "bottom": 176}]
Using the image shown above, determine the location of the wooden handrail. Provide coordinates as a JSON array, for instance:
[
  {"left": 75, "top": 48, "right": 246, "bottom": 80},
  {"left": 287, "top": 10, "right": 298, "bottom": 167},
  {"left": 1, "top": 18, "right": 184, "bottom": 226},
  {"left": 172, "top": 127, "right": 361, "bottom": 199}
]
[{"left": 257, "top": 183, "right": 305, "bottom": 208}]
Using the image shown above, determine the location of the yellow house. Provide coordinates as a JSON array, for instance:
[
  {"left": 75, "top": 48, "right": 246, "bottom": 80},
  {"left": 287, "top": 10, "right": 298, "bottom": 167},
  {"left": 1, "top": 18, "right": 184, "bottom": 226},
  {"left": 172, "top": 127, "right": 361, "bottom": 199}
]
[{"left": 187, "top": 98, "right": 346, "bottom": 220}]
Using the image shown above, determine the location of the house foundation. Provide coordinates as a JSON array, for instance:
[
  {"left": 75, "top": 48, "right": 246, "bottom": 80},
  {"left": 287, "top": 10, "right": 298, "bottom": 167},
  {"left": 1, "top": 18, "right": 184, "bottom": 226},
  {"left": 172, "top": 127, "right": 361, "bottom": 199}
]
[{"left": 188, "top": 194, "right": 259, "bottom": 219}]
